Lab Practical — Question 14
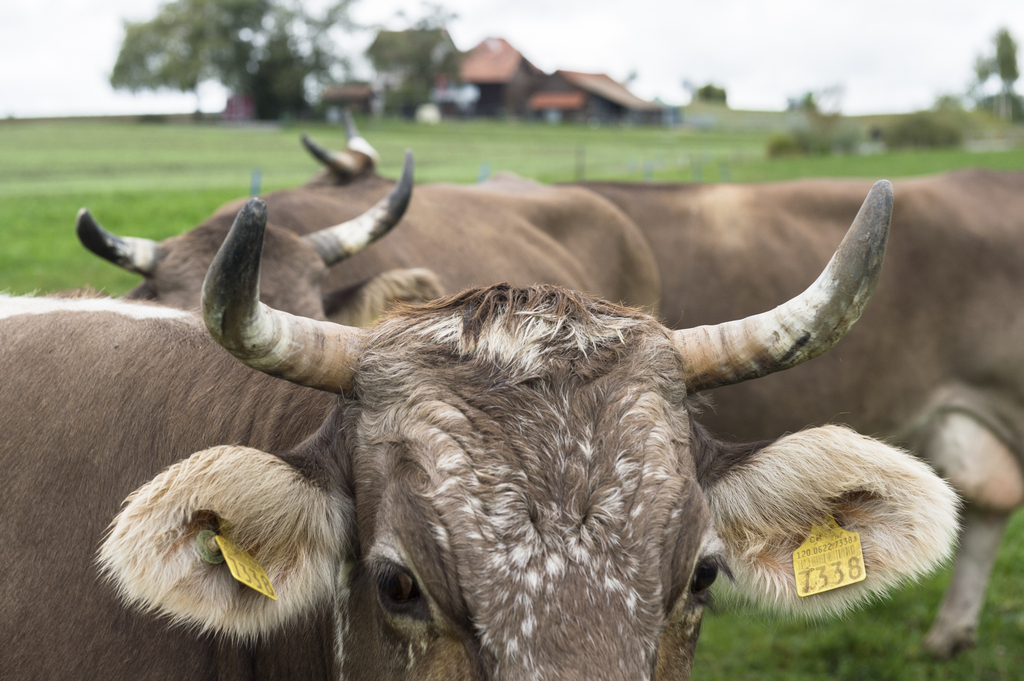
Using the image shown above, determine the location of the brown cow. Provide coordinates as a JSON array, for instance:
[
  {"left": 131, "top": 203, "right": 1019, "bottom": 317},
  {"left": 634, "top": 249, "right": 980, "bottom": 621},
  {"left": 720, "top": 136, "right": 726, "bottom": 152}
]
[
  {"left": 77, "top": 124, "right": 659, "bottom": 324},
  {"left": 47, "top": 183, "right": 955, "bottom": 679},
  {"left": 575, "top": 170, "right": 1024, "bottom": 657},
  {"left": 76, "top": 151, "right": 442, "bottom": 325},
  {"left": 0, "top": 296, "right": 342, "bottom": 679}
]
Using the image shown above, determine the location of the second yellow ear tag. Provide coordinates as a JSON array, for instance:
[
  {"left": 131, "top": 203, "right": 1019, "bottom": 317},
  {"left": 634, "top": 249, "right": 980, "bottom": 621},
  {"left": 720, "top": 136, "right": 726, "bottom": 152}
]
[
  {"left": 792, "top": 514, "right": 866, "bottom": 597},
  {"left": 214, "top": 535, "right": 278, "bottom": 600}
]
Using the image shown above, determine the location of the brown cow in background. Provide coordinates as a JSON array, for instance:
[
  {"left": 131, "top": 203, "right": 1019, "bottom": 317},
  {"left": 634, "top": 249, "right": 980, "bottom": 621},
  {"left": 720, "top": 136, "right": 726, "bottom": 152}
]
[
  {"left": 575, "top": 169, "right": 1024, "bottom": 657},
  {"left": 77, "top": 117, "right": 659, "bottom": 326}
]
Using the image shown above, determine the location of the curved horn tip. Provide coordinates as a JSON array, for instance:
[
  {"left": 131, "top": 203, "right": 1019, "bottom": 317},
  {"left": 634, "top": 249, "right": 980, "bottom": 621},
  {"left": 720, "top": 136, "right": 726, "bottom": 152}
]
[
  {"left": 857, "top": 179, "right": 893, "bottom": 235},
  {"left": 392, "top": 150, "right": 415, "bottom": 212},
  {"left": 302, "top": 151, "right": 414, "bottom": 266},
  {"left": 863, "top": 180, "right": 893, "bottom": 223},
  {"left": 831, "top": 179, "right": 894, "bottom": 287},
  {"left": 202, "top": 197, "right": 268, "bottom": 338},
  {"left": 75, "top": 207, "right": 102, "bottom": 249},
  {"left": 301, "top": 133, "right": 334, "bottom": 165},
  {"left": 75, "top": 209, "right": 162, "bottom": 276},
  {"left": 239, "top": 196, "right": 268, "bottom": 225},
  {"left": 400, "top": 149, "right": 414, "bottom": 184},
  {"left": 224, "top": 197, "right": 269, "bottom": 281},
  {"left": 75, "top": 208, "right": 100, "bottom": 241},
  {"left": 342, "top": 108, "right": 359, "bottom": 140}
]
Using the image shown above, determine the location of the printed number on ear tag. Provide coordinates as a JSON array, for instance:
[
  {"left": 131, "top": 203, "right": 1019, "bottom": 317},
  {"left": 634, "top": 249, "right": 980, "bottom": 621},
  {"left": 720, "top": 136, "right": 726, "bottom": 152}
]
[
  {"left": 792, "top": 515, "right": 866, "bottom": 597},
  {"left": 214, "top": 535, "right": 278, "bottom": 600}
]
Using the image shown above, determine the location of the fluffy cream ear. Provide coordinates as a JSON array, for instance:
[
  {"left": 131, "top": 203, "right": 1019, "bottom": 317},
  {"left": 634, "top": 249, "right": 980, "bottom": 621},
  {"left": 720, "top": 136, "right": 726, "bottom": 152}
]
[
  {"left": 98, "top": 446, "right": 350, "bottom": 639},
  {"left": 705, "top": 425, "right": 959, "bottom": 617},
  {"left": 329, "top": 268, "right": 444, "bottom": 327}
]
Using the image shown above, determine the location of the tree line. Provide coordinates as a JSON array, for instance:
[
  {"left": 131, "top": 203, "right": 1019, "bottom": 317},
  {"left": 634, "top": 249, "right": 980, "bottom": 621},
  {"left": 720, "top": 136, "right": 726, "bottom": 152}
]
[
  {"left": 111, "top": 0, "right": 1021, "bottom": 124},
  {"left": 110, "top": 0, "right": 460, "bottom": 120}
]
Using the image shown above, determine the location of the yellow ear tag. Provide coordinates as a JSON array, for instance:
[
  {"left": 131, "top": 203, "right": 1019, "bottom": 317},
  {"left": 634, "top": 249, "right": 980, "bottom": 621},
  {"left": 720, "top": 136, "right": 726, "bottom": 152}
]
[
  {"left": 792, "top": 514, "right": 866, "bottom": 597},
  {"left": 214, "top": 535, "right": 278, "bottom": 601}
]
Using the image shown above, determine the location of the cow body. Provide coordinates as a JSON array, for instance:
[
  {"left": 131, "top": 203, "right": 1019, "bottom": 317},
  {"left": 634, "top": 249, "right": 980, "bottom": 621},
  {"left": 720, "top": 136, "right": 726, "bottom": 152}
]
[
  {"left": 201, "top": 174, "right": 659, "bottom": 314},
  {"left": 0, "top": 296, "right": 340, "bottom": 679},
  {"left": 577, "top": 168, "right": 1024, "bottom": 655},
  {"left": 87, "top": 166, "right": 659, "bottom": 323}
]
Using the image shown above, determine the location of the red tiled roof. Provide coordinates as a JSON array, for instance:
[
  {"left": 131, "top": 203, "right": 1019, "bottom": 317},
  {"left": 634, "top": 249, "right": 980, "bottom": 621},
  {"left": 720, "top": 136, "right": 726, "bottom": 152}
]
[
  {"left": 460, "top": 38, "right": 525, "bottom": 84},
  {"left": 557, "top": 71, "right": 663, "bottom": 112},
  {"left": 528, "top": 91, "right": 587, "bottom": 111}
]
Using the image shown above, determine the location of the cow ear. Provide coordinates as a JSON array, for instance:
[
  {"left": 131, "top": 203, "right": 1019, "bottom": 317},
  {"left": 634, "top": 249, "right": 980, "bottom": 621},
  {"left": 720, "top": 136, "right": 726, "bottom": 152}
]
[
  {"left": 703, "top": 425, "right": 959, "bottom": 617},
  {"left": 324, "top": 267, "right": 444, "bottom": 327},
  {"left": 98, "top": 445, "right": 351, "bottom": 639}
]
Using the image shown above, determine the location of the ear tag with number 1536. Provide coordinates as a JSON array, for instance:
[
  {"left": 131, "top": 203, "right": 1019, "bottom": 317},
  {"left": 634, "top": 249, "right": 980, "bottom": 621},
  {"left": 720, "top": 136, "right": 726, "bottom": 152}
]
[{"left": 792, "top": 514, "right": 866, "bottom": 597}]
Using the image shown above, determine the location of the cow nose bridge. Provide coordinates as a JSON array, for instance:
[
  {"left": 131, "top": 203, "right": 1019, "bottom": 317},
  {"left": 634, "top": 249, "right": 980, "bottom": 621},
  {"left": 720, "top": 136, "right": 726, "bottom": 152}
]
[
  {"left": 495, "top": 639, "right": 657, "bottom": 681},
  {"left": 487, "top": 584, "right": 660, "bottom": 681}
]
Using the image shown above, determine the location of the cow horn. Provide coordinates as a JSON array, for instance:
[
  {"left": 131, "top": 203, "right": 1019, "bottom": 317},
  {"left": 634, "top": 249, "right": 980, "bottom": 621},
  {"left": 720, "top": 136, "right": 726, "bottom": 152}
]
[
  {"left": 674, "top": 180, "right": 893, "bottom": 393},
  {"left": 342, "top": 109, "right": 381, "bottom": 164},
  {"left": 303, "top": 150, "right": 414, "bottom": 265},
  {"left": 301, "top": 112, "right": 379, "bottom": 180},
  {"left": 75, "top": 208, "right": 161, "bottom": 276},
  {"left": 201, "top": 198, "right": 366, "bottom": 394}
]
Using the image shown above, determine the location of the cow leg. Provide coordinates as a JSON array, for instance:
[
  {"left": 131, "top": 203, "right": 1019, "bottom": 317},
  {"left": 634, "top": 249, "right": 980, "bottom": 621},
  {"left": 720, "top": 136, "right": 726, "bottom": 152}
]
[
  {"left": 919, "top": 411, "right": 1023, "bottom": 658},
  {"left": 923, "top": 506, "right": 1010, "bottom": 657}
]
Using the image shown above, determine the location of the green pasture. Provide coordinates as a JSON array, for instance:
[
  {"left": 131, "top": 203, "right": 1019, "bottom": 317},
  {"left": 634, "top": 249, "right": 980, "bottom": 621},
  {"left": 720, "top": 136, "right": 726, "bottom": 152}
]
[
  {"left": 3, "top": 117, "right": 1024, "bottom": 298},
  {"left": 2, "top": 117, "right": 1024, "bottom": 678}
]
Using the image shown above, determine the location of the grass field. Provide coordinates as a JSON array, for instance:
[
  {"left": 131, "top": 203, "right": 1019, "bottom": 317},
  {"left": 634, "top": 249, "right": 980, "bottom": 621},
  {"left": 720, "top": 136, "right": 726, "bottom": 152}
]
[{"left": 2, "top": 117, "right": 1024, "bottom": 678}]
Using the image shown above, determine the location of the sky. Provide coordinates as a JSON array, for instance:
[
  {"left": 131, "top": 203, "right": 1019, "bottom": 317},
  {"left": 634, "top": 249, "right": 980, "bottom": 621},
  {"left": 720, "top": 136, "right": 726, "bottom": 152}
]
[{"left": 1, "top": 0, "right": 1021, "bottom": 118}]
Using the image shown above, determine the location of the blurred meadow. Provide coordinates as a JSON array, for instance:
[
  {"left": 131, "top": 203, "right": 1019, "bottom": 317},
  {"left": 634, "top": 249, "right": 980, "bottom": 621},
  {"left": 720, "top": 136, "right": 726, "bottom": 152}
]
[{"left": 1, "top": 116, "right": 1024, "bottom": 678}]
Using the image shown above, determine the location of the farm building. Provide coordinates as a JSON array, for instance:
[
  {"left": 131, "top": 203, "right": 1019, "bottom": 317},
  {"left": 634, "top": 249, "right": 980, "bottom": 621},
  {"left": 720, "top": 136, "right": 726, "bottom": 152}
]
[
  {"left": 321, "top": 83, "right": 375, "bottom": 115},
  {"left": 460, "top": 38, "right": 546, "bottom": 117},
  {"left": 528, "top": 71, "right": 664, "bottom": 124}
]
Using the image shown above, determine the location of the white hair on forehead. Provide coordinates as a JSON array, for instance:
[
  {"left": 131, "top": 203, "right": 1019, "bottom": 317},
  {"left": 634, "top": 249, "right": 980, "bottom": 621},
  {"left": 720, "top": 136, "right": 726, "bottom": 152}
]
[{"left": 384, "top": 304, "right": 645, "bottom": 378}]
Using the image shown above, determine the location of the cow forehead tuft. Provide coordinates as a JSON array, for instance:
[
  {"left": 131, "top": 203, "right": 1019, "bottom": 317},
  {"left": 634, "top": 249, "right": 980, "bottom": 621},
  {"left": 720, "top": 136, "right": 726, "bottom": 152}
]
[{"left": 365, "top": 284, "right": 671, "bottom": 376}]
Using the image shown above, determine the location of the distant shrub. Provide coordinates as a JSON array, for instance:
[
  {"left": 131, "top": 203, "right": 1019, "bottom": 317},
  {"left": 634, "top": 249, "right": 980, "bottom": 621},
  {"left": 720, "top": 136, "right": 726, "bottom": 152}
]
[
  {"left": 767, "top": 134, "right": 802, "bottom": 157},
  {"left": 884, "top": 110, "right": 965, "bottom": 149},
  {"left": 766, "top": 125, "right": 861, "bottom": 158}
]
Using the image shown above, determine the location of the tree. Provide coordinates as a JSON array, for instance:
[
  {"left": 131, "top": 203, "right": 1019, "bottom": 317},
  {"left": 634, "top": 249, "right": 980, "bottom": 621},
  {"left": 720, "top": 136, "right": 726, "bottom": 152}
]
[
  {"left": 365, "top": 5, "right": 461, "bottom": 116},
  {"left": 971, "top": 27, "right": 1020, "bottom": 121},
  {"left": 694, "top": 83, "right": 726, "bottom": 105},
  {"left": 110, "top": 0, "right": 355, "bottom": 120}
]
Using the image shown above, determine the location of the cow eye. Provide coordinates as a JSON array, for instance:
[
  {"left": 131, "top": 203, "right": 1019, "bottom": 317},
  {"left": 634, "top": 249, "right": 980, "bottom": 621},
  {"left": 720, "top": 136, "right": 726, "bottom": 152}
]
[
  {"left": 385, "top": 570, "right": 420, "bottom": 603},
  {"left": 376, "top": 565, "right": 427, "bottom": 619},
  {"left": 691, "top": 561, "right": 719, "bottom": 593}
]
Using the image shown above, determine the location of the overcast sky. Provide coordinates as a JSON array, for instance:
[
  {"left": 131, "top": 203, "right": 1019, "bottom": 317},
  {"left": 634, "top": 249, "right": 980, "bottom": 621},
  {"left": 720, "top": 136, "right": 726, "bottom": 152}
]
[{"left": 1, "top": 0, "right": 1021, "bottom": 118}]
